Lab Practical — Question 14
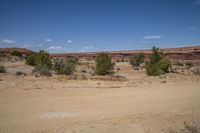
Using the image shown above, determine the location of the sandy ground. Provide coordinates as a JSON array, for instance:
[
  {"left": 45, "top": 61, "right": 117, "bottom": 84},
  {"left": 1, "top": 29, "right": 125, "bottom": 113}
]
[{"left": 0, "top": 62, "right": 200, "bottom": 133}]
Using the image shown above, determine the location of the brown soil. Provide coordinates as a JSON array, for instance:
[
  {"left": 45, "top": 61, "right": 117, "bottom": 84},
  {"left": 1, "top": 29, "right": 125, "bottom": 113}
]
[{"left": 0, "top": 61, "right": 200, "bottom": 133}]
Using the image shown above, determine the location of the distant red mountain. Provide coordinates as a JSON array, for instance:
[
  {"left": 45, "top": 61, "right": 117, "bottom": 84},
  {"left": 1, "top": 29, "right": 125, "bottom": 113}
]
[
  {"left": 51, "top": 45, "right": 200, "bottom": 61},
  {"left": 1, "top": 46, "right": 200, "bottom": 61}
]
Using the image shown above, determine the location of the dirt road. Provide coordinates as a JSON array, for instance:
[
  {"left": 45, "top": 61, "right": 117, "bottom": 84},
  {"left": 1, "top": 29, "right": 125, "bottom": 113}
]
[{"left": 0, "top": 72, "right": 200, "bottom": 133}]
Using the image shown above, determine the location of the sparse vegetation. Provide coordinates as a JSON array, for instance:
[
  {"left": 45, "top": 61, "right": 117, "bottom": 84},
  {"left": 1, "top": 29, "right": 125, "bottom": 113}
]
[
  {"left": 26, "top": 50, "right": 52, "bottom": 76},
  {"left": 26, "top": 50, "right": 52, "bottom": 68},
  {"left": 34, "top": 50, "right": 52, "bottom": 69},
  {"left": 95, "top": 53, "right": 115, "bottom": 76},
  {"left": 130, "top": 53, "right": 145, "bottom": 68},
  {"left": 145, "top": 46, "right": 171, "bottom": 76},
  {"left": 158, "top": 59, "right": 171, "bottom": 73},
  {"left": 185, "top": 62, "right": 193, "bottom": 69},
  {"left": 191, "top": 67, "right": 200, "bottom": 75},
  {"left": 0, "top": 65, "right": 6, "bottom": 73},
  {"left": 53, "top": 58, "right": 77, "bottom": 75},
  {"left": 34, "top": 63, "right": 52, "bottom": 76},
  {"left": 26, "top": 54, "right": 37, "bottom": 66},
  {"left": 11, "top": 50, "right": 23, "bottom": 57},
  {"left": 145, "top": 63, "right": 164, "bottom": 76},
  {"left": 15, "top": 71, "right": 26, "bottom": 76},
  {"left": 164, "top": 121, "right": 200, "bottom": 133}
]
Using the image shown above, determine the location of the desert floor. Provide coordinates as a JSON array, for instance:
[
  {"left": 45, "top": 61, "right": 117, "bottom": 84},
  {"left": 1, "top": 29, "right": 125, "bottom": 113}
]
[{"left": 0, "top": 62, "right": 200, "bottom": 133}]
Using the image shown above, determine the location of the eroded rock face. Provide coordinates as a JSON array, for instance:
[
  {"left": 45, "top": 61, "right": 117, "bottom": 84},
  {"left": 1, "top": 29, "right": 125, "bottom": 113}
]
[{"left": 51, "top": 46, "right": 200, "bottom": 62}]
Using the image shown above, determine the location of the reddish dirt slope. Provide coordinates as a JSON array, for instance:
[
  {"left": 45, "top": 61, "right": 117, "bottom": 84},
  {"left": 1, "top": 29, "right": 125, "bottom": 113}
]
[{"left": 0, "top": 48, "right": 34, "bottom": 56}]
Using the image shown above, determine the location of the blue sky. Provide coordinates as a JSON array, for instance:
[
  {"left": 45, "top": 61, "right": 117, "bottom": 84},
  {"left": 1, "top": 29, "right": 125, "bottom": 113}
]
[{"left": 0, "top": 0, "right": 200, "bottom": 53}]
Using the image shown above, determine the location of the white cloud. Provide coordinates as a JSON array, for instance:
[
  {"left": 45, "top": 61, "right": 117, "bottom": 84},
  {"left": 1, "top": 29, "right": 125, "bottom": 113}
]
[
  {"left": 48, "top": 46, "right": 62, "bottom": 50},
  {"left": 84, "top": 46, "right": 94, "bottom": 50},
  {"left": 45, "top": 38, "right": 52, "bottom": 42},
  {"left": 143, "top": 35, "right": 161, "bottom": 39},
  {"left": 187, "top": 27, "right": 198, "bottom": 30},
  {"left": 67, "top": 40, "right": 72, "bottom": 43},
  {"left": 2, "top": 39, "right": 16, "bottom": 44}
]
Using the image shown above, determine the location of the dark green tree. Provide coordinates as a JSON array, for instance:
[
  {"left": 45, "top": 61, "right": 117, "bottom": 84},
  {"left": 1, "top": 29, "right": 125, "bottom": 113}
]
[
  {"left": 149, "top": 46, "right": 162, "bottom": 64},
  {"left": 95, "top": 53, "right": 115, "bottom": 76},
  {"left": 145, "top": 46, "right": 171, "bottom": 76}
]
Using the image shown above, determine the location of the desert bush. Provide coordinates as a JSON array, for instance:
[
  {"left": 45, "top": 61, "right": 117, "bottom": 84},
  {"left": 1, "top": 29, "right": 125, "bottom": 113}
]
[
  {"left": 26, "top": 54, "right": 37, "bottom": 66},
  {"left": 149, "top": 46, "right": 162, "bottom": 64},
  {"left": 35, "top": 50, "right": 51, "bottom": 68},
  {"left": 145, "top": 63, "right": 164, "bottom": 76},
  {"left": 185, "top": 62, "right": 193, "bottom": 69},
  {"left": 15, "top": 71, "right": 26, "bottom": 76},
  {"left": 26, "top": 50, "right": 51, "bottom": 68},
  {"left": 130, "top": 53, "right": 145, "bottom": 68},
  {"left": 35, "top": 63, "right": 51, "bottom": 76},
  {"left": 164, "top": 121, "right": 200, "bottom": 133},
  {"left": 159, "top": 59, "right": 171, "bottom": 73},
  {"left": 0, "top": 65, "right": 6, "bottom": 73},
  {"left": 95, "top": 53, "right": 115, "bottom": 76},
  {"left": 54, "top": 58, "right": 77, "bottom": 75},
  {"left": 191, "top": 67, "right": 200, "bottom": 75},
  {"left": 11, "top": 50, "right": 23, "bottom": 57},
  {"left": 145, "top": 47, "right": 171, "bottom": 76}
]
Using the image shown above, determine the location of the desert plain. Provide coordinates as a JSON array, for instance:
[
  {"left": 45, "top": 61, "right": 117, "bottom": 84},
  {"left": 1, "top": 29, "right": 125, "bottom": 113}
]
[{"left": 0, "top": 60, "right": 200, "bottom": 133}]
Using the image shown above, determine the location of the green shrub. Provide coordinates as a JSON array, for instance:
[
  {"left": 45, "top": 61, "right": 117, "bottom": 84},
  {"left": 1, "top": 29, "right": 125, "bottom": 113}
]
[
  {"left": 130, "top": 53, "right": 145, "bottom": 67},
  {"left": 35, "top": 63, "right": 51, "bottom": 76},
  {"left": 26, "top": 54, "right": 37, "bottom": 66},
  {"left": 149, "top": 46, "right": 162, "bottom": 64},
  {"left": 95, "top": 53, "right": 115, "bottom": 76},
  {"left": 26, "top": 50, "right": 51, "bottom": 68},
  {"left": 185, "top": 62, "right": 193, "bottom": 69},
  {"left": 158, "top": 59, "right": 171, "bottom": 73},
  {"left": 145, "top": 47, "right": 171, "bottom": 76},
  {"left": 0, "top": 65, "right": 6, "bottom": 73},
  {"left": 35, "top": 50, "right": 52, "bottom": 69},
  {"left": 11, "top": 50, "right": 23, "bottom": 57},
  {"left": 15, "top": 71, "right": 26, "bottom": 76},
  {"left": 54, "top": 58, "right": 77, "bottom": 75},
  {"left": 145, "top": 63, "right": 164, "bottom": 76}
]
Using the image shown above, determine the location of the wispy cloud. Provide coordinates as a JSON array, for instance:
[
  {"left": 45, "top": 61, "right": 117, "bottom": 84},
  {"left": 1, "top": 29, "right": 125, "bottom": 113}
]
[
  {"left": 45, "top": 38, "right": 52, "bottom": 42},
  {"left": 2, "top": 39, "right": 16, "bottom": 44},
  {"left": 48, "top": 46, "right": 61, "bottom": 50},
  {"left": 187, "top": 27, "right": 198, "bottom": 30},
  {"left": 67, "top": 40, "right": 72, "bottom": 43},
  {"left": 143, "top": 35, "right": 161, "bottom": 40},
  {"left": 84, "top": 46, "right": 94, "bottom": 50},
  {"left": 48, "top": 45, "right": 66, "bottom": 53}
]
